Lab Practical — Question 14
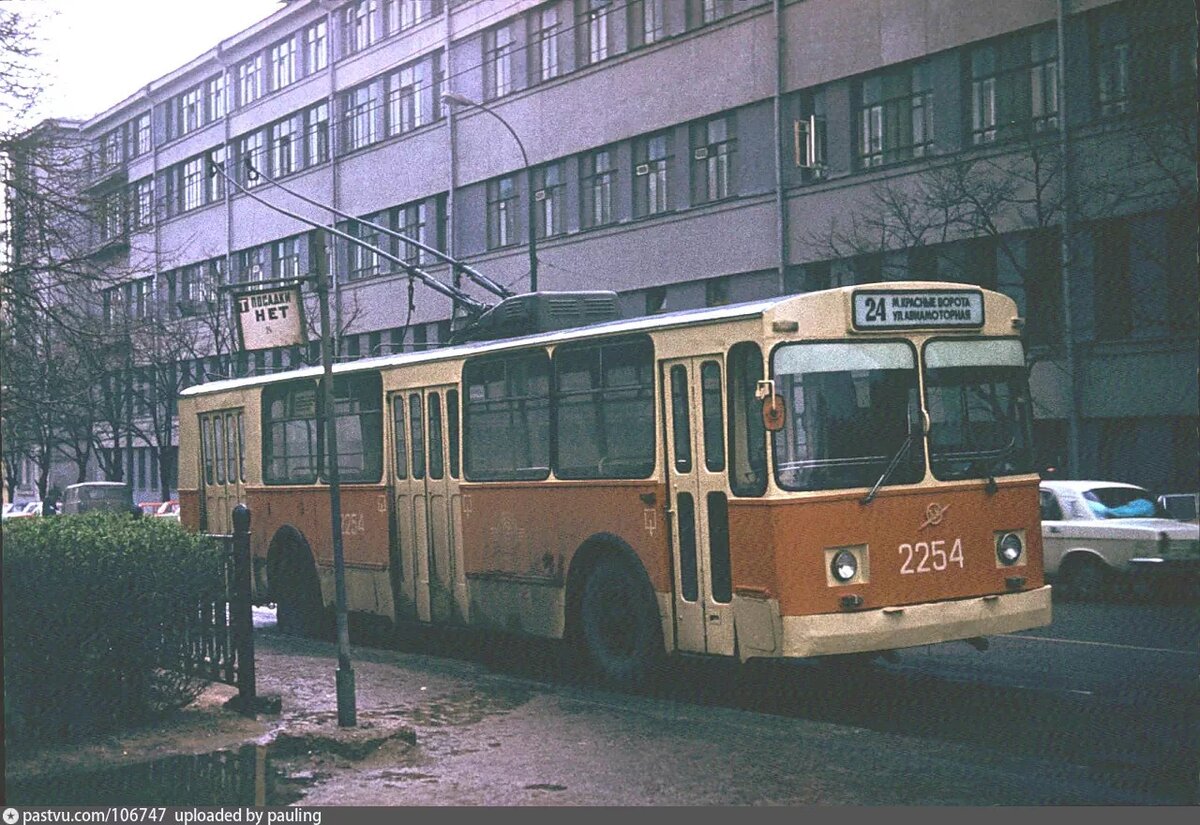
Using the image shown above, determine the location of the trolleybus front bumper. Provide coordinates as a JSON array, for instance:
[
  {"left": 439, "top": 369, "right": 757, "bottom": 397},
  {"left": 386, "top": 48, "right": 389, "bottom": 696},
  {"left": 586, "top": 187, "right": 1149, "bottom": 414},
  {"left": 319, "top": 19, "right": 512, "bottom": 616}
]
[{"left": 780, "top": 585, "right": 1051, "bottom": 658}]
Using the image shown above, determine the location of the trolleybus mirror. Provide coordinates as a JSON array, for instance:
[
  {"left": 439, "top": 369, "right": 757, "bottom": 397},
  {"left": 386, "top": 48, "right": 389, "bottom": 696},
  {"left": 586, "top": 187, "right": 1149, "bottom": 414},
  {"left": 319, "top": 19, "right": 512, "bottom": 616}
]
[{"left": 762, "top": 394, "right": 786, "bottom": 432}]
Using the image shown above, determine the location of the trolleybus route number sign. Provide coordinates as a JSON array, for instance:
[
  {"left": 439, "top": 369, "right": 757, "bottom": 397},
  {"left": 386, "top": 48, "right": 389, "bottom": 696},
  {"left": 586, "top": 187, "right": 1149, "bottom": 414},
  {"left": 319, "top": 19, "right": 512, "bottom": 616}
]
[{"left": 853, "top": 289, "right": 984, "bottom": 330}]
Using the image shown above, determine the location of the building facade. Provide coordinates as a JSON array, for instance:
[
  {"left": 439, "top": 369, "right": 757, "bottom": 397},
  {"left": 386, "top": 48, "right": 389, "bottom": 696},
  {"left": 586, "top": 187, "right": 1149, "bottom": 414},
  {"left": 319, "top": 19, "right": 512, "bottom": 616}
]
[{"left": 7, "top": 0, "right": 1198, "bottom": 503}]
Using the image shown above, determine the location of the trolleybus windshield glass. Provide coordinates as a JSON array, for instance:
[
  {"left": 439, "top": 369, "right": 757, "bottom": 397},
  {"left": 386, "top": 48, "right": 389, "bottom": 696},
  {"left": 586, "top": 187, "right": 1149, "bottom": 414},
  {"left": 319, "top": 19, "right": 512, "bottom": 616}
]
[
  {"left": 923, "top": 338, "right": 1034, "bottom": 481},
  {"left": 771, "top": 342, "right": 921, "bottom": 492}
]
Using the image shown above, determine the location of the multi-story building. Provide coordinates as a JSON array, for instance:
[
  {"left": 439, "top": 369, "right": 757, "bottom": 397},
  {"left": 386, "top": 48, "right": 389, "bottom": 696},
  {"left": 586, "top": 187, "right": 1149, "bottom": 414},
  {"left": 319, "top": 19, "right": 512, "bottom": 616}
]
[{"left": 7, "top": 0, "right": 1198, "bottom": 502}]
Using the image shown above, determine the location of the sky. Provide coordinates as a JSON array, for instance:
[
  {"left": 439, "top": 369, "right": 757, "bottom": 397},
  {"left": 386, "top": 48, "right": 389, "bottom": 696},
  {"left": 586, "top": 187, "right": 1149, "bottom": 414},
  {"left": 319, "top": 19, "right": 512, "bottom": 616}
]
[{"left": 17, "top": 0, "right": 287, "bottom": 126}]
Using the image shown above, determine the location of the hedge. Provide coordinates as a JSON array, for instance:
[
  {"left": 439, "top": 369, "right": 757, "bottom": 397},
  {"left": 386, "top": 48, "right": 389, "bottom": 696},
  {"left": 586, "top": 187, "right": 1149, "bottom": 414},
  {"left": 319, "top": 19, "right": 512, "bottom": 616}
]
[{"left": 3, "top": 513, "right": 226, "bottom": 743}]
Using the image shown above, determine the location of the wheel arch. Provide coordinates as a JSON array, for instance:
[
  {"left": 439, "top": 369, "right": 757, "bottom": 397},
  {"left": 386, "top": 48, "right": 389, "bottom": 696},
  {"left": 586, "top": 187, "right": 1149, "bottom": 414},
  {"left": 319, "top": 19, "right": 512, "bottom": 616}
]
[
  {"left": 563, "top": 532, "right": 660, "bottom": 646},
  {"left": 266, "top": 524, "right": 320, "bottom": 604}
]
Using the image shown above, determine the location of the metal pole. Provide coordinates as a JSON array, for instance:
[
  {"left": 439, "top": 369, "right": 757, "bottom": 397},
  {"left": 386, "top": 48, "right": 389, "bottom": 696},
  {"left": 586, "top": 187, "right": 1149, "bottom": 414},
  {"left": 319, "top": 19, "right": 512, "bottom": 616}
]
[
  {"left": 231, "top": 503, "right": 256, "bottom": 714},
  {"left": 313, "top": 230, "right": 356, "bottom": 727},
  {"left": 1056, "top": 0, "right": 1081, "bottom": 477}
]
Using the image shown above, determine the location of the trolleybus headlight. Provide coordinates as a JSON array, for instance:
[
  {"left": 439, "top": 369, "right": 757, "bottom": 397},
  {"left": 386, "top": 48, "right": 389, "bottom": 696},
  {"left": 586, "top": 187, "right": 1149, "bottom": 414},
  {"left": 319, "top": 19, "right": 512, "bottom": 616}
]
[
  {"left": 996, "top": 533, "right": 1023, "bottom": 565},
  {"left": 831, "top": 550, "right": 858, "bottom": 582}
]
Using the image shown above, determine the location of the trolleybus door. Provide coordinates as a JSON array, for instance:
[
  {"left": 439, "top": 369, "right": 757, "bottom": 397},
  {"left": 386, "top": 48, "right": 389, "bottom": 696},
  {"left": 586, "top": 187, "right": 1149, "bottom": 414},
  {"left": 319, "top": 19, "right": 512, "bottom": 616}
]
[
  {"left": 390, "top": 387, "right": 464, "bottom": 626},
  {"left": 199, "top": 408, "right": 246, "bottom": 535},
  {"left": 661, "top": 357, "right": 735, "bottom": 657}
]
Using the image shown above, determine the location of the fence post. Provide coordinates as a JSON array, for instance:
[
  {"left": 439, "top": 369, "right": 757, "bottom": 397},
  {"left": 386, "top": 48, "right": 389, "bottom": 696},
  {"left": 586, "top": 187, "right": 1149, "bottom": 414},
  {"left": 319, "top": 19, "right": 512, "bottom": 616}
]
[{"left": 231, "top": 504, "right": 256, "bottom": 714}]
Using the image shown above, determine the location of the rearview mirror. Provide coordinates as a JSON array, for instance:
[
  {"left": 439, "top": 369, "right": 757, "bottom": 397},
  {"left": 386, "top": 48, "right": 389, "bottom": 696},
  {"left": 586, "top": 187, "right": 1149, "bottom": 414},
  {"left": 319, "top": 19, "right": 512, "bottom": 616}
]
[{"left": 762, "top": 394, "right": 786, "bottom": 432}]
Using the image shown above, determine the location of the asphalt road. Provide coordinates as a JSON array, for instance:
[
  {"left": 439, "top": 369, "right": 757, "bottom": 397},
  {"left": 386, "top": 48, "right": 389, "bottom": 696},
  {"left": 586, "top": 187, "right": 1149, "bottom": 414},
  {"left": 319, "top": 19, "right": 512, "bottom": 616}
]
[{"left": 251, "top": 592, "right": 1198, "bottom": 805}]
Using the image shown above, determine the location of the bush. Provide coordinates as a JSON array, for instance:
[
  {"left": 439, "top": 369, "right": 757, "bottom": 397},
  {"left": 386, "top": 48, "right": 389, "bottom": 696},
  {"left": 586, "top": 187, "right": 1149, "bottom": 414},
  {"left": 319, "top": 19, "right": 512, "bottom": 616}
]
[{"left": 3, "top": 513, "right": 226, "bottom": 743}]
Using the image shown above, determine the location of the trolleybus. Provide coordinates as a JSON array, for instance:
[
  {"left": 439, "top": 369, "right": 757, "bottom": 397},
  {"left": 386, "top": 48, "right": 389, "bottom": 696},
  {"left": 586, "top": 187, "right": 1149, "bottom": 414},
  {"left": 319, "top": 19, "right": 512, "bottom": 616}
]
[{"left": 177, "top": 281, "right": 1051, "bottom": 684}]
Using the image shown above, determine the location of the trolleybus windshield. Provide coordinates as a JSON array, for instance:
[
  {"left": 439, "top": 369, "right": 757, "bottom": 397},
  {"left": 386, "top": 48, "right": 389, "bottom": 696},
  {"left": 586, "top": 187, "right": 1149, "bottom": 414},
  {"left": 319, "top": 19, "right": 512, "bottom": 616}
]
[
  {"left": 923, "top": 338, "right": 1034, "bottom": 481},
  {"left": 771, "top": 341, "right": 922, "bottom": 492}
]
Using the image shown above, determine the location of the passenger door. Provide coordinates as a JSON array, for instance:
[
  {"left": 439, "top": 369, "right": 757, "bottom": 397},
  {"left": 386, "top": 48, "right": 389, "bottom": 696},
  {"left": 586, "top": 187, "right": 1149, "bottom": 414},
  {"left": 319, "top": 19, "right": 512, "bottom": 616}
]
[
  {"left": 199, "top": 409, "right": 246, "bottom": 534},
  {"left": 389, "top": 387, "right": 464, "bottom": 625},
  {"left": 661, "top": 357, "right": 735, "bottom": 656}
]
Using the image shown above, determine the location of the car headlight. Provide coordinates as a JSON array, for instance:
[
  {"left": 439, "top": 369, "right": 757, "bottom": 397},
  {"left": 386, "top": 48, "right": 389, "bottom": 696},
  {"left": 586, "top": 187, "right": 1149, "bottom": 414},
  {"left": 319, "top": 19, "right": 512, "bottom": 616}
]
[
  {"left": 831, "top": 549, "right": 858, "bottom": 582},
  {"left": 996, "top": 532, "right": 1023, "bottom": 565}
]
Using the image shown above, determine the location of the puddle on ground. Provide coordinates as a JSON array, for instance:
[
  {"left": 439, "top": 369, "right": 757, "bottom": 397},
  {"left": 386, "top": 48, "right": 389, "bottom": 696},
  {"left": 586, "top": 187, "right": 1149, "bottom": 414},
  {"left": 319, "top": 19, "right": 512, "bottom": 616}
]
[{"left": 5, "top": 745, "right": 312, "bottom": 806}]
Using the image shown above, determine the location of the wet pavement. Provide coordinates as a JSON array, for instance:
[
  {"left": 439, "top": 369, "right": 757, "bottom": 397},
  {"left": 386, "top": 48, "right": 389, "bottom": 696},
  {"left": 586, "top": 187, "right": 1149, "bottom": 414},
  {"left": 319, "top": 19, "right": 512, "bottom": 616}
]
[{"left": 6, "top": 607, "right": 1196, "bottom": 806}]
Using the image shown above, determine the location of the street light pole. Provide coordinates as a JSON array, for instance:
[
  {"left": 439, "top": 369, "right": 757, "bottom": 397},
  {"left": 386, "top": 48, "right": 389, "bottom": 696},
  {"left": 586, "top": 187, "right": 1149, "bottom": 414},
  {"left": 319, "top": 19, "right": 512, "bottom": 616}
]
[{"left": 441, "top": 91, "right": 538, "bottom": 293}]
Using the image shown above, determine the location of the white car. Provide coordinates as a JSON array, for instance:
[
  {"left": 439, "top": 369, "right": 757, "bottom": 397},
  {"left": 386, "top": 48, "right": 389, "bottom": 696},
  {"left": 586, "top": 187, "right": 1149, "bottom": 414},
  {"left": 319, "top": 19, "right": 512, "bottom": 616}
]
[{"left": 1040, "top": 480, "right": 1200, "bottom": 600}]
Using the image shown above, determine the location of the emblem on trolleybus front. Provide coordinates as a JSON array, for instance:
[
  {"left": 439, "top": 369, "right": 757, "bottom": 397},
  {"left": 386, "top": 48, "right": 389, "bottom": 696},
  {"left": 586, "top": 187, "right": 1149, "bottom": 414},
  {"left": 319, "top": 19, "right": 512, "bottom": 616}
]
[{"left": 920, "top": 502, "right": 950, "bottom": 529}]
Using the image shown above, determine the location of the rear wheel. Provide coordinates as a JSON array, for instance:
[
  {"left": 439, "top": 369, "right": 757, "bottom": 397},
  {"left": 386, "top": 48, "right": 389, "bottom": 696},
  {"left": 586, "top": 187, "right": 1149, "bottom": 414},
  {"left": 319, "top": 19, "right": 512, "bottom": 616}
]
[
  {"left": 579, "top": 553, "right": 663, "bottom": 688},
  {"left": 270, "top": 533, "right": 325, "bottom": 638},
  {"left": 1056, "top": 555, "right": 1111, "bottom": 602}
]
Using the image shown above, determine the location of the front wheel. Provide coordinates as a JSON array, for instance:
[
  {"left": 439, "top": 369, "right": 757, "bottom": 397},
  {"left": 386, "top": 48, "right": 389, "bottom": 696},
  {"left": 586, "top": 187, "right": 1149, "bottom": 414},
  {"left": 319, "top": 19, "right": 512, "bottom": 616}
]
[{"left": 579, "top": 553, "right": 664, "bottom": 688}]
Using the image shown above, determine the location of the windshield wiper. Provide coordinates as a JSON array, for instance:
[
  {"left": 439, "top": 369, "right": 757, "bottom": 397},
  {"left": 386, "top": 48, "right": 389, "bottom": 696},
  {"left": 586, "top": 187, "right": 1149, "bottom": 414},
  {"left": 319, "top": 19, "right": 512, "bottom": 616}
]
[
  {"left": 980, "top": 436, "right": 1018, "bottom": 495},
  {"left": 861, "top": 431, "right": 917, "bottom": 506}
]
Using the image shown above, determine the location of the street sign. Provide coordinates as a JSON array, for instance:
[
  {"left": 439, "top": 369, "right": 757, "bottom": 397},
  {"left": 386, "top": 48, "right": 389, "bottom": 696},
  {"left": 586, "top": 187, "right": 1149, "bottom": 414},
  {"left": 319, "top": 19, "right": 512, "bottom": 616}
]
[{"left": 235, "top": 286, "right": 307, "bottom": 351}]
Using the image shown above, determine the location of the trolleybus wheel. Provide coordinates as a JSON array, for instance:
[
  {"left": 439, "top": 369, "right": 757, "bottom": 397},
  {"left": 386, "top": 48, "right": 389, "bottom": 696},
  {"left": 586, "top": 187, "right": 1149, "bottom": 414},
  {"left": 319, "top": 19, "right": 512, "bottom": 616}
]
[{"left": 579, "top": 553, "right": 663, "bottom": 688}]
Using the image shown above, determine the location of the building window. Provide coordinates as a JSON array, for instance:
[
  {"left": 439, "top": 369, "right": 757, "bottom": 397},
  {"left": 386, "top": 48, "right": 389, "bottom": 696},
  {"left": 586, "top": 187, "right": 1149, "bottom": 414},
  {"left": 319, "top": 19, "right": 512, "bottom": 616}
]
[
  {"left": 99, "top": 190, "right": 124, "bottom": 241},
  {"left": 483, "top": 24, "right": 513, "bottom": 100},
  {"left": 633, "top": 132, "right": 671, "bottom": 217},
  {"left": 239, "top": 247, "right": 267, "bottom": 283},
  {"left": 237, "top": 55, "right": 264, "bottom": 107},
  {"left": 581, "top": 147, "right": 615, "bottom": 228},
  {"left": 206, "top": 74, "right": 226, "bottom": 122},
  {"left": 134, "top": 113, "right": 152, "bottom": 156},
  {"left": 970, "top": 27, "right": 1058, "bottom": 144},
  {"left": 529, "top": 6, "right": 559, "bottom": 83},
  {"left": 347, "top": 219, "right": 381, "bottom": 281},
  {"left": 342, "top": 85, "right": 378, "bottom": 152},
  {"left": 691, "top": 114, "right": 736, "bottom": 203},
  {"left": 856, "top": 61, "right": 932, "bottom": 168},
  {"left": 273, "top": 237, "right": 301, "bottom": 279},
  {"left": 238, "top": 131, "right": 266, "bottom": 186},
  {"left": 271, "top": 115, "right": 299, "bottom": 176},
  {"left": 395, "top": 201, "right": 427, "bottom": 264},
  {"left": 1093, "top": 219, "right": 1134, "bottom": 340},
  {"left": 183, "top": 157, "right": 205, "bottom": 211},
  {"left": 132, "top": 278, "right": 152, "bottom": 320},
  {"left": 1092, "top": 1, "right": 1197, "bottom": 116},
  {"left": 386, "top": 55, "right": 437, "bottom": 134},
  {"left": 343, "top": 0, "right": 377, "bottom": 56},
  {"left": 533, "top": 162, "right": 564, "bottom": 239},
  {"left": 487, "top": 175, "right": 519, "bottom": 249},
  {"left": 134, "top": 178, "right": 153, "bottom": 229},
  {"left": 577, "top": 0, "right": 611, "bottom": 66},
  {"left": 305, "top": 20, "right": 328, "bottom": 73},
  {"left": 386, "top": 0, "right": 440, "bottom": 33},
  {"left": 629, "top": 0, "right": 664, "bottom": 49},
  {"left": 181, "top": 86, "right": 203, "bottom": 134},
  {"left": 1166, "top": 208, "right": 1199, "bottom": 336},
  {"left": 306, "top": 102, "right": 330, "bottom": 165},
  {"left": 205, "top": 147, "right": 225, "bottom": 202},
  {"left": 270, "top": 36, "right": 298, "bottom": 91}
]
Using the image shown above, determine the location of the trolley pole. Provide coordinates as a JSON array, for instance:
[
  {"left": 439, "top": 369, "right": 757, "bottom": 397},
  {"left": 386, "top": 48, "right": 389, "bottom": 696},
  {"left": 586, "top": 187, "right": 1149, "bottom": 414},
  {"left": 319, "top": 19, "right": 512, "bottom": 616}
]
[{"left": 312, "top": 229, "right": 357, "bottom": 727}]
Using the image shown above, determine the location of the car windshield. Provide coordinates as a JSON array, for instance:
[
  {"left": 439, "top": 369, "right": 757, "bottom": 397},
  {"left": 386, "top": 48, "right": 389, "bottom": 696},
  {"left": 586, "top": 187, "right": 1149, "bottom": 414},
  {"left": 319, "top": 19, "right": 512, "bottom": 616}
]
[
  {"left": 1083, "top": 486, "right": 1169, "bottom": 519},
  {"left": 923, "top": 339, "right": 1035, "bottom": 481},
  {"left": 772, "top": 342, "right": 923, "bottom": 492}
]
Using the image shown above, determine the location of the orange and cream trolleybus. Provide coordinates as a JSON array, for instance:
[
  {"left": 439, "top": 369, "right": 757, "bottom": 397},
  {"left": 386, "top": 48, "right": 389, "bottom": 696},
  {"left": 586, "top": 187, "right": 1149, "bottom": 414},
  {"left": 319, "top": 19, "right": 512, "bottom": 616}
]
[{"left": 178, "top": 281, "right": 1051, "bottom": 684}]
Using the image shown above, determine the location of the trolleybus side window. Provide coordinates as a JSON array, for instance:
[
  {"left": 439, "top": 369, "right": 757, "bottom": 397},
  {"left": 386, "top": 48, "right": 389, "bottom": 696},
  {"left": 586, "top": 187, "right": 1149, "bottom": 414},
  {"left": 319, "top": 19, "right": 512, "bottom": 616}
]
[
  {"left": 201, "top": 417, "right": 214, "bottom": 485},
  {"left": 772, "top": 342, "right": 922, "bottom": 492},
  {"left": 392, "top": 397, "right": 408, "bottom": 479},
  {"left": 428, "top": 393, "right": 444, "bottom": 480},
  {"left": 669, "top": 364, "right": 692, "bottom": 473},
  {"left": 237, "top": 411, "right": 246, "bottom": 481},
  {"left": 224, "top": 412, "right": 237, "bottom": 485},
  {"left": 554, "top": 336, "right": 655, "bottom": 479},
  {"left": 727, "top": 342, "right": 766, "bottom": 496},
  {"left": 446, "top": 389, "right": 460, "bottom": 479},
  {"left": 462, "top": 351, "right": 551, "bottom": 481},
  {"left": 323, "top": 373, "right": 383, "bottom": 483},
  {"left": 700, "top": 360, "right": 725, "bottom": 472},
  {"left": 707, "top": 490, "right": 732, "bottom": 603},
  {"left": 408, "top": 392, "right": 425, "bottom": 480},
  {"left": 214, "top": 414, "right": 227, "bottom": 485},
  {"left": 262, "top": 381, "right": 319, "bottom": 484},
  {"left": 923, "top": 338, "right": 1034, "bottom": 481},
  {"left": 678, "top": 492, "right": 698, "bottom": 601}
]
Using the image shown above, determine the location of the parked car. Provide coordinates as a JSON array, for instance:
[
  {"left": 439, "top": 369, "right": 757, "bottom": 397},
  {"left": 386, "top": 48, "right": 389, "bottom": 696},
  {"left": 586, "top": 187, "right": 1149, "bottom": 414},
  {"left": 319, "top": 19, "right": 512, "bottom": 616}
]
[
  {"left": 138, "top": 501, "right": 163, "bottom": 518},
  {"left": 1040, "top": 480, "right": 1200, "bottom": 600},
  {"left": 2, "top": 501, "right": 43, "bottom": 520},
  {"left": 60, "top": 482, "right": 140, "bottom": 517},
  {"left": 1157, "top": 493, "right": 1199, "bottom": 523},
  {"left": 155, "top": 500, "right": 181, "bottom": 521}
]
